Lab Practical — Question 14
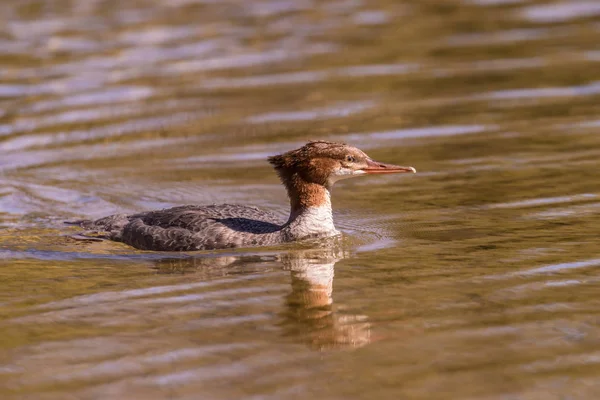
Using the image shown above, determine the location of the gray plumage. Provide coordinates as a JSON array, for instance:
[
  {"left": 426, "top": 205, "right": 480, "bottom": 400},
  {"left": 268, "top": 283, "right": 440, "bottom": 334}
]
[{"left": 74, "top": 204, "right": 289, "bottom": 251}]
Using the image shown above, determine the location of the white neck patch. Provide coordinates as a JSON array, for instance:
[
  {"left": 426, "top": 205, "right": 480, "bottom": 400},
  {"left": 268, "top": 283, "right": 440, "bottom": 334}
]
[{"left": 286, "top": 189, "right": 338, "bottom": 239}]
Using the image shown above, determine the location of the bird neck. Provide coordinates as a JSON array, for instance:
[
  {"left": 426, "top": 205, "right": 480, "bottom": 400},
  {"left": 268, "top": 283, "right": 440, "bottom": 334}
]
[{"left": 281, "top": 173, "right": 337, "bottom": 239}]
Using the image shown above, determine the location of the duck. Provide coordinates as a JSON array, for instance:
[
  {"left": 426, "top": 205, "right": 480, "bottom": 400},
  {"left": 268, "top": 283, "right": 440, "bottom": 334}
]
[{"left": 69, "top": 141, "right": 416, "bottom": 251}]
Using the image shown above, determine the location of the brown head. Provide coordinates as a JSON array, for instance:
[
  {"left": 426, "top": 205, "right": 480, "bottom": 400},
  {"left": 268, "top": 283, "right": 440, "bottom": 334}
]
[{"left": 268, "top": 141, "right": 415, "bottom": 211}]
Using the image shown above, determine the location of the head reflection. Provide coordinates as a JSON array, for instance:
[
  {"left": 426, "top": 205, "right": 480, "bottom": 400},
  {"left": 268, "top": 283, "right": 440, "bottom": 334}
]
[{"left": 152, "top": 239, "right": 371, "bottom": 350}]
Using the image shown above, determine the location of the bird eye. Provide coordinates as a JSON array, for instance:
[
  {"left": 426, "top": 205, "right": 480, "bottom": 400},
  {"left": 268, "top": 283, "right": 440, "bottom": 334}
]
[{"left": 345, "top": 155, "right": 355, "bottom": 163}]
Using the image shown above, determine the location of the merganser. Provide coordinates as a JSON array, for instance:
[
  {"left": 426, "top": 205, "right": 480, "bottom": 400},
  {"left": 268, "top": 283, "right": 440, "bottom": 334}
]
[{"left": 69, "top": 141, "right": 416, "bottom": 251}]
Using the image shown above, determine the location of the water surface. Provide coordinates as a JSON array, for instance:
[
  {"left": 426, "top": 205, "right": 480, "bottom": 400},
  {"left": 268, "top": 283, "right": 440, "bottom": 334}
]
[{"left": 1, "top": 0, "right": 600, "bottom": 398}]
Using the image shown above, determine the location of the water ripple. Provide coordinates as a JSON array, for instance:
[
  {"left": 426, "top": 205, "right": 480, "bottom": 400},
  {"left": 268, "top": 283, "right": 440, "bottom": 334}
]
[
  {"left": 247, "top": 101, "right": 375, "bottom": 123},
  {"left": 521, "top": 1, "right": 600, "bottom": 23}
]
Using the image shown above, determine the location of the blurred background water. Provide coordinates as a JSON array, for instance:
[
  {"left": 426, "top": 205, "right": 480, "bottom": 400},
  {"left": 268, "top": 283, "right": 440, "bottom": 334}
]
[{"left": 1, "top": 0, "right": 600, "bottom": 398}]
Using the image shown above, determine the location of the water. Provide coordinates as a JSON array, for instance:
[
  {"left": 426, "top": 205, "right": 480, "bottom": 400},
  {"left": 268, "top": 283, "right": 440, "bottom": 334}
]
[{"left": 1, "top": 0, "right": 600, "bottom": 398}]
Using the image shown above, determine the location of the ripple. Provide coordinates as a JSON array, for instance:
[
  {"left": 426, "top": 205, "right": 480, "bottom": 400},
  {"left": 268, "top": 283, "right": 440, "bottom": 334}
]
[
  {"left": 0, "top": 39, "right": 30, "bottom": 55},
  {"left": 43, "top": 344, "right": 257, "bottom": 384},
  {"left": 246, "top": 0, "right": 312, "bottom": 17},
  {"left": 484, "top": 194, "right": 597, "bottom": 209},
  {"left": 0, "top": 137, "right": 193, "bottom": 171},
  {"left": 587, "top": 51, "right": 600, "bottom": 61},
  {"left": 468, "top": 0, "right": 527, "bottom": 5},
  {"left": 521, "top": 1, "right": 600, "bottom": 23},
  {"left": 520, "top": 258, "right": 600, "bottom": 275},
  {"left": 23, "top": 86, "right": 154, "bottom": 113},
  {"left": 446, "top": 28, "right": 552, "bottom": 46},
  {"left": 200, "top": 63, "right": 417, "bottom": 89},
  {"left": 521, "top": 351, "right": 600, "bottom": 372},
  {"left": 337, "top": 63, "right": 416, "bottom": 77},
  {"left": 118, "top": 25, "right": 202, "bottom": 45},
  {"left": 165, "top": 44, "right": 335, "bottom": 74},
  {"left": 36, "top": 273, "right": 276, "bottom": 311},
  {"left": 480, "top": 81, "right": 600, "bottom": 100},
  {"left": 573, "top": 118, "right": 600, "bottom": 128},
  {"left": 0, "top": 84, "right": 50, "bottom": 98},
  {"left": 527, "top": 202, "right": 600, "bottom": 219},
  {"left": 0, "top": 112, "right": 203, "bottom": 152},
  {"left": 247, "top": 100, "right": 375, "bottom": 123},
  {"left": 201, "top": 70, "right": 329, "bottom": 89},
  {"left": 3, "top": 337, "right": 260, "bottom": 389},
  {"left": 353, "top": 10, "right": 391, "bottom": 25},
  {"left": 343, "top": 124, "right": 490, "bottom": 144},
  {"left": 445, "top": 57, "right": 546, "bottom": 74},
  {"left": 5, "top": 98, "right": 207, "bottom": 137},
  {"left": 46, "top": 36, "right": 104, "bottom": 54},
  {"left": 179, "top": 151, "right": 279, "bottom": 164},
  {"left": 490, "top": 278, "right": 600, "bottom": 301},
  {"left": 8, "top": 18, "right": 73, "bottom": 38}
]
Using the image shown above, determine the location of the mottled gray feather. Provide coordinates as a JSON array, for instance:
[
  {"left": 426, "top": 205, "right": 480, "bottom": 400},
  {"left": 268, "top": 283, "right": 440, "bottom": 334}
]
[{"left": 74, "top": 204, "right": 287, "bottom": 251}]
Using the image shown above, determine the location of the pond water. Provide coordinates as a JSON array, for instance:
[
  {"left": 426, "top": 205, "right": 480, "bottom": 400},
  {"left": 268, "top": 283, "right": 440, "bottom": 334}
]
[{"left": 1, "top": 0, "right": 600, "bottom": 398}]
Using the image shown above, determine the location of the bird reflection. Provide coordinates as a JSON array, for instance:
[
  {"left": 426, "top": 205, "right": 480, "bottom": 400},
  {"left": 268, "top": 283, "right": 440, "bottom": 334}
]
[
  {"left": 280, "top": 244, "right": 371, "bottom": 350},
  {"left": 151, "top": 238, "right": 371, "bottom": 350}
]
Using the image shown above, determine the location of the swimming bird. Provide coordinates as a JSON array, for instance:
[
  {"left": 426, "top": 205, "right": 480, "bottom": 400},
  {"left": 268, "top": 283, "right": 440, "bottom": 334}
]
[{"left": 69, "top": 141, "right": 416, "bottom": 251}]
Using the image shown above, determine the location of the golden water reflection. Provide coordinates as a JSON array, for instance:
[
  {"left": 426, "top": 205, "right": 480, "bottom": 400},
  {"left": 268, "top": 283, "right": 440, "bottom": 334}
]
[{"left": 153, "top": 241, "right": 371, "bottom": 350}]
